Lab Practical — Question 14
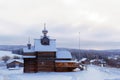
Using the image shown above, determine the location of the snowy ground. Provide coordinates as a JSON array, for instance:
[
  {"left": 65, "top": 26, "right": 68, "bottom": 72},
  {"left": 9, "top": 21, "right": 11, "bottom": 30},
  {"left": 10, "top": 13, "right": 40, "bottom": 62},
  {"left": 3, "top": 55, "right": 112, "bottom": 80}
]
[{"left": 0, "top": 65, "right": 120, "bottom": 80}]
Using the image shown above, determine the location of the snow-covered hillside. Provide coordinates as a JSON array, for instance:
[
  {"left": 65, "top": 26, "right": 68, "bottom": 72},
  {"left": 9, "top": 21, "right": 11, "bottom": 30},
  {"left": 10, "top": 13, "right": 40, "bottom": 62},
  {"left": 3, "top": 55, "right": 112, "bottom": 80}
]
[
  {"left": 0, "top": 51, "right": 22, "bottom": 58},
  {"left": 0, "top": 65, "right": 120, "bottom": 80}
]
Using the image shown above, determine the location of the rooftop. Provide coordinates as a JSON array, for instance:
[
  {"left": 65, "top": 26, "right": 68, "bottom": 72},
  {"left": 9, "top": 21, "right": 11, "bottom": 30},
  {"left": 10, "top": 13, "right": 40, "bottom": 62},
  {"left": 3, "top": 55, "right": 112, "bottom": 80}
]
[{"left": 56, "top": 50, "right": 72, "bottom": 59}]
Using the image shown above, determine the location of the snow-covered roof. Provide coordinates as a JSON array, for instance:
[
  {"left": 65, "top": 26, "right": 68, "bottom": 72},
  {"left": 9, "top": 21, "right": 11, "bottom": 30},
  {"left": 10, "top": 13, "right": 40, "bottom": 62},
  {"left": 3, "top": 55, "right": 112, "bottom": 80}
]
[
  {"left": 90, "top": 59, "right": 96, "bottom": 63},
  {"left": 34, "top": 39, "right": 57, "bottom": 52},
  {"left": 23, "top": 56, "right": 36, "bottom": 58},
  {"left": 23, "top": 38, "right": 57, "bottom": 53},
  {"left": 56, "top": 50, "right": 72, "bottom": 59},
  {"left": 90, "top": 59, "right": 106, "bottom": 63},
  {"left": 7, "top": 59, "right": 24, "bottom": 64},
  {"left": 23, "top": 47, "right": 34, "bottom": 53},
  {"left": 79, "top": 58, "right": 87, "bottom": 62}
]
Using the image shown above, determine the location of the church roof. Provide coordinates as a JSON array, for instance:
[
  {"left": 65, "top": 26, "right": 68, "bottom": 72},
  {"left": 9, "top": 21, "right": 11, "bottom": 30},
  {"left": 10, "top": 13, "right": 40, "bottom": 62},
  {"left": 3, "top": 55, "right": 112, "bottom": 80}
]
[
  {"left": 34, "top": 39, "right": 57, "bottom": 52},
  {"left": 23, "top": 47, "right": 34, "bottom": 53},
  {"left": 56, "top": 50, "right": 72, "bottom": 59},
  {"left": 23, "top": 26, "right": 57, "bottom": 53},
  {"left": 23, "top": 27, "right": 71, "bottom": 60},
  {"left": 23, "top": 56, "right": 36, "bottom": 58},
  {"left": 23, "top": 38, "right": 57, "bottom": 53}
]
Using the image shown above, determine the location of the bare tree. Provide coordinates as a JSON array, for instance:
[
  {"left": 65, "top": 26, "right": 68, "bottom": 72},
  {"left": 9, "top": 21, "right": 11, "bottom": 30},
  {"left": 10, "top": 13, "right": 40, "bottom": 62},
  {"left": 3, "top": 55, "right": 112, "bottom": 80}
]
[{"left": 2, "top": 56, "right": 10, "bottom": 63}]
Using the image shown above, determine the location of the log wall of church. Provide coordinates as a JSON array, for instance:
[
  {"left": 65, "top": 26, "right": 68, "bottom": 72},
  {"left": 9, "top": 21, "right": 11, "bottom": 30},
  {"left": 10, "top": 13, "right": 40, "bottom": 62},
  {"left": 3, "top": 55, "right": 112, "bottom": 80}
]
[
  {"left": 24, "top": 58, "right": 37, "bottom": 73},
  {"left": 55, "top": 62, "right": 78, "bottom": 72},
  {"left": 36, "top": 52, "right": 56, "bottom": 72}
]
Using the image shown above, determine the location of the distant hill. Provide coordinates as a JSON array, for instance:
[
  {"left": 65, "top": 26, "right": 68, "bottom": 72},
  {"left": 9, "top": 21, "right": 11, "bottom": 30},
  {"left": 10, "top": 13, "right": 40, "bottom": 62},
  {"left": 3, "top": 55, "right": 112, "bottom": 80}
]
[
  {"left": 0, "top": 45, "right": 120, "bottom": 54},
  {"left": 0, "top": 45, "right": 26, "bottom": 51},
  {"left": 0, "top": 45, "right": 120, "bottom": 56}
]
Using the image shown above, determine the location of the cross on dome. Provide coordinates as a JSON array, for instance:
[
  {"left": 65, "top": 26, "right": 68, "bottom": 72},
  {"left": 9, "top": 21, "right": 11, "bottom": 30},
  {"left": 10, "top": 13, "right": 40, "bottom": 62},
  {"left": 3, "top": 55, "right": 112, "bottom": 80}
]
[{"left": 42, "top": 23, "right": 48, "bottom": 36}]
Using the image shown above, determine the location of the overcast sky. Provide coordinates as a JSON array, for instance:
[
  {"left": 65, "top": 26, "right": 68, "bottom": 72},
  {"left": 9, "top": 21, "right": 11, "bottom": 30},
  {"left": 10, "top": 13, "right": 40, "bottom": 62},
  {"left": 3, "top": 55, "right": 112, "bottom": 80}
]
[{"left": 0, "top": 0, "right": 120, "bottom": 50}]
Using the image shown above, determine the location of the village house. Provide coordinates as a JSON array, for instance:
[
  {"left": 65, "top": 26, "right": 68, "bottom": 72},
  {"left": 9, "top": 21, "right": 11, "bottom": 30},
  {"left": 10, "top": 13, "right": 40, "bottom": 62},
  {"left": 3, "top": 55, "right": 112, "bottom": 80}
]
[
  {"left": 23, "top": 27, "right": 79, "bottom": 73},
  {"left": 6, "top": 59, "right": 23, "bottom": 69},
  {"left": 79, "top": 58, "right": 90, "bottom": 64},
  {"left": 90, "top": 59, "right": 106, "bottom": 67}
]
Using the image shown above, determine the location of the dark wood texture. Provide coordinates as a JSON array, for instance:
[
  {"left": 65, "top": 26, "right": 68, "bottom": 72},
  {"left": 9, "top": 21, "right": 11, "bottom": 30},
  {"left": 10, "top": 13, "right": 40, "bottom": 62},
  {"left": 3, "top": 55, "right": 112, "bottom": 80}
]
[
  {"left": 24, "top": 58, "right": 37, "bottom": 73},
  {"left": 55, "top": 62, "right": 78, "bottom": 72},
  {"left": 36, "top": 52, "right": 55, "bottom": 72},
  {"left": 24, "top": 51, "right": 79, "bottom": 72}
]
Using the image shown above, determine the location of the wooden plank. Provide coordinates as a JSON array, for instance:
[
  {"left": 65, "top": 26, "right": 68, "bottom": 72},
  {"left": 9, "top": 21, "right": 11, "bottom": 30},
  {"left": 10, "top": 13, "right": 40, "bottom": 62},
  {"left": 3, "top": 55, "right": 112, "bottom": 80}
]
[
  {"left": 36, "top": 52, "right": 56, "bottom": 57},
  {"left": 55, "top": 62, "right": 78, "bottom": 67},
  {"left": 55, "top": 67, "right": 75, "bottom": 72}
]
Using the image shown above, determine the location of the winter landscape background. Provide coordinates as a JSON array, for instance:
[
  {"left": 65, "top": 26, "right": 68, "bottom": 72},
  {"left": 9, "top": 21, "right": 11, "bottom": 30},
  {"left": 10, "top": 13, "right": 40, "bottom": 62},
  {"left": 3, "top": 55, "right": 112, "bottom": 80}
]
[
  {"left": 0, "top": 0, "right": 120, "bottom": 79},
  {"left": 0, "top": 45, "right": 119, "bottom": 68},
  {"left": 0, "top": 46, "right": 120, "bottom": 80}
]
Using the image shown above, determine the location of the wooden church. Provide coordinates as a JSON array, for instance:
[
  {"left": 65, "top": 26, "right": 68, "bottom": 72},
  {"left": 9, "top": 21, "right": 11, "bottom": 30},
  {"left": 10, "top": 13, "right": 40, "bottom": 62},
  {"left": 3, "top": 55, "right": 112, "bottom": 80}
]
[{"left": 23, "top": 27, "right": 79, "bottom": 73}]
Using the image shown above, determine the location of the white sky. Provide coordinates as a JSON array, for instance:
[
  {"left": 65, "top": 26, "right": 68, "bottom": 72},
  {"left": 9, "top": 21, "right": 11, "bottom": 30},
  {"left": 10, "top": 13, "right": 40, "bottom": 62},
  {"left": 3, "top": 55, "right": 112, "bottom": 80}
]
[{"left": 0, "top": 0, "right": 120, "bottom": 50}]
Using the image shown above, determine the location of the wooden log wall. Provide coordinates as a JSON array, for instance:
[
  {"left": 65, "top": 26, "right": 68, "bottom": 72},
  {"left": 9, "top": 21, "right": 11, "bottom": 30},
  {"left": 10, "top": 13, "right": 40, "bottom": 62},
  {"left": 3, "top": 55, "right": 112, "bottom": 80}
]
[
  {"left": 55, "top": 62, "right": 78, "bottom": 67},
  {"left": 36, "top": 52, "right": 56, "bottom": 72},
  {"left": 55, "top": 62, "right": 78, "bottom": 72},
  {"left": 24, "top": 58, "right": 37, "bottom": 73}
]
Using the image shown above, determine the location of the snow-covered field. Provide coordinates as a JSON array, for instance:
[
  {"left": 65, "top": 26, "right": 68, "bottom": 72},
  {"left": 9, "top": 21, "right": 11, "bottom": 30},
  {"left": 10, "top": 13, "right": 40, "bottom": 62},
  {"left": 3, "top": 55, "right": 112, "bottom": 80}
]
[
  {"left": 0, "top": 51, "right": 120, "bottom": 80},
  {"left": 0, "top": 65, "right": 120, "bottom": 80}
]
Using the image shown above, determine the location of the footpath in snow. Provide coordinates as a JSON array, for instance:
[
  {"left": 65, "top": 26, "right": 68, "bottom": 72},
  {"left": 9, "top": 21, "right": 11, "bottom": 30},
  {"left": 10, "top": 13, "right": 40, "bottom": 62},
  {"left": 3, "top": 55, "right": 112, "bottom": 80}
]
[{"left": 0, "top": 65, "right": 120, "bottom": 80}]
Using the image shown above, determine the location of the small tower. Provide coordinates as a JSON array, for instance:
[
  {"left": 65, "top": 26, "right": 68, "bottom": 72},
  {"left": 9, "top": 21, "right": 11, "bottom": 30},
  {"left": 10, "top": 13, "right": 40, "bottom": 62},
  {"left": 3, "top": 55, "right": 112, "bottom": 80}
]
[
  {"left": 42, "top": 23, "right": 48, "bottom": 37},
  {"left": 27, "top": 37, "right": 31, "bottom": 49},
  {"left": 41, "top": 24, "right": 50, "bottom": 45}
]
